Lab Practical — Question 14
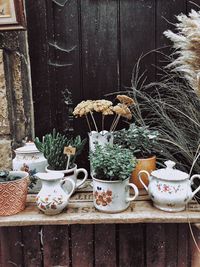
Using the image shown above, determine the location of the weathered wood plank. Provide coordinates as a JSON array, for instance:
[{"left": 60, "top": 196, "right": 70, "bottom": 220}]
[
  {"left": 120, "top": 0, "right": 156, "bottom": 87},
  {"left": 0, "top": 197, "right": 200, "bottom": 226},
  {"left": 52, "top": 0, "right": 80, "bottom": 133},
  {"left": 81, "top": 0, "right": 119, "bottom": 99},
  {"left": 189, "top": 224, "right": 200, "bottom": 267},
  {"left": 146, "top": 224, "right": 165, "bottom": 267},
  {"left": 43, "top": 225, "right": 70, "bottom": 267},
  {"left": 119, "top": 224, "right": 145, "bottom": 267},
  {"left": 0, "top": 227, "right": 24, "bottom": 267},
  {"left": 164, "top": 224, "right": 178, "bottom": 267},
  {"left": 71, "top": 224, "right": 94, "bottom": 267},
  {"left": 177, "top": 224, "right": 189, "bottom": 267},
  {"left": 22, "top": 226, "right": 42, "bottom": 267},
  {"left": 25, "top": 0, "right": 54, "bottom": 137},
  {"left": 95, "top": 224, "right": 117, "bottom": 267}
]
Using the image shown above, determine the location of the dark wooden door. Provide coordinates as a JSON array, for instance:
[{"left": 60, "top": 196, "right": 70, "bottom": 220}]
[{"left": 25, "top": 0, "right": 199, "bottom": 138}]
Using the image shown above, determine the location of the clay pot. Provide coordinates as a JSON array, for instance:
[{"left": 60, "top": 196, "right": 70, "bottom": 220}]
[
  {"left": 0, "top": 171, "right": 29, "bottom": 216},
  {"left": 131, "top": 156, "right": 156, "bottom": 189}
]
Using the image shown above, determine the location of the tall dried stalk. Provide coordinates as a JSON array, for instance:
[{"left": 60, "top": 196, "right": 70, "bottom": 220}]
[{"left": 164, "top": 9, "right": 200, "bottom": 96}]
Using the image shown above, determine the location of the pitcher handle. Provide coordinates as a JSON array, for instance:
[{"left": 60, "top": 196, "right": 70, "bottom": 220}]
[
  {"left": 76, "top": 168, "right": 88, "bottom": 188},
  {"left": 138, "top": 170, "right": 150, "bottom": 191},
  {"left": 126, "top": 183, "right": 139, "bottom": 202},
  {"left": 61, "top": 177, "right": 75, "bottom": 198},
  {"left": 190, "top": 174, "right": 200, "bottom": 198}
]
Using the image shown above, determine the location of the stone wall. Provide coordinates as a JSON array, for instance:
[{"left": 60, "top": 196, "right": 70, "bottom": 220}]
[{"left": 0, "top": 31, "right": 34, "bottom": 169}]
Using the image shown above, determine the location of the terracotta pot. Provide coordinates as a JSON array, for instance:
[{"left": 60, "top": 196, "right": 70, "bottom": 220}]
[
  {"left": 131, "top": 156, "right": 156, "bottom": 189},
  {"left": 0, "top": 171, "right": 29, "bottom": 216}
]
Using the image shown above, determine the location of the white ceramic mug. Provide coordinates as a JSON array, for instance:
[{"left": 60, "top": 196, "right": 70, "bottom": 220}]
[
  {"left": 46, "top": 164, "right": 88, "bottom": 193},
  {"left": 92, "top": 177, "right": 139, "bottom": 213}
]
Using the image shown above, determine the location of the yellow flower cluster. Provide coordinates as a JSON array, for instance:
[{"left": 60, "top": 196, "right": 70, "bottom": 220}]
[
  {"left": 93, "top": 100, "right": 114, "bottom": 115},
  {"left": 113, "top": 103, "right": 132, "bottom": 120},
  {"left": 73, "top": 100, "right": 94, "bottom": 117},
  {"left": 116, "top": 95, "right": 135, "bottom": 106},
  {"left": 73, "top": 99, "right": 114, "bottom": 117}
]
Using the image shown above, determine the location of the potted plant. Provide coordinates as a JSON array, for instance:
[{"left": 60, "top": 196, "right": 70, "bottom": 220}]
[
  {"left": 34, "top": 129, "right": 88, "bottom": 191},
  {"left": 0, "top": 170, "right": 29, "bottom": 216},
  {"left": 73, "top": 95, "right": 135, "bottom": 150},
  {"left": 89, "top": 144, "right": 138, "bottom": 213},
  {"left": 114, "top": 123, "right": 159, "bottom": 189}
]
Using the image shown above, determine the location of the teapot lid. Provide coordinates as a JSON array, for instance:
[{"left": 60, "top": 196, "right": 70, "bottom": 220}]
[
  {"left": 151, "top": 160, "right": 189, "bottom": 181},
  {"left": 15, "top": 142, "right": 39, "bottom": 154}
]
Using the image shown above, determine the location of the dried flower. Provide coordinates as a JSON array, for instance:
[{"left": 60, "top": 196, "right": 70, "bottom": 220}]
[
  {"left": 73, "top": 100, "right": 94, "bottom": 117},
  {"left": 113, "top": 104, "right": 132, "bottom": 119},
  {"left": 117, "top": 95, "right": 135, "bottom": 106},
  {"left": 93, "top": 100, "right": 113, "bottom": 112},
  {"left": 164, "top": 9, "right": 200, "bottom": 96}
]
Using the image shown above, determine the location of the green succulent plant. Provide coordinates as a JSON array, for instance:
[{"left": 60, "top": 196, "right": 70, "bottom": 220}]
[
  {"left": 114, "top": 123, "right": 159, "bottom": 158},
  {"left": 0, "top": 170, "right": 21, "bottom": 182},
  {"left": 34, "top": 129, "right": 87, "bottom": 170},
  {"left": 89, "top": 144, "right": 137, "bottom": 181}
]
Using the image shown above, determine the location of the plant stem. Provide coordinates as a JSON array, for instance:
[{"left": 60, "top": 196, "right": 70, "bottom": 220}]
[
  {"left": 90, "top": 111, "right": 98, "bottom": 132},
  {"left": 86, "top": 114, "right": 92, "bottom": 132},
  {"left": 110, "top": 114, "right": 117, "bottom": 132},
  {"left": 111, "top": 115, "right": 121, "bottom": 132},
  {"left": 102, "top": 114, "right": 105, "bottom": 133}
]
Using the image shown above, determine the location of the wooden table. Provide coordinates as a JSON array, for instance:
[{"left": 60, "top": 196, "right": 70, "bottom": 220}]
[
  {"left": 0, "top": 182, "right": 200, "bottom": 267},
  {"left": 0, "top": 181, "right": 200, "bottom": 226}
]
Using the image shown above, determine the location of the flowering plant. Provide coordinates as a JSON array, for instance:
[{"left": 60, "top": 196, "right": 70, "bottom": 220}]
[{"left": 73, "top": 95, "right": 135, "bottom": 133}]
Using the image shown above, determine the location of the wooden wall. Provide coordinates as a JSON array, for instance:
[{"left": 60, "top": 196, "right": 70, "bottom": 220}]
[
  {"left": 0, "top": 223, "right": 200, "bottom": 267},
  {"left": 0, "top": 1, "right": 197, "bottom": 267},
  {"left": 25, "top": 0, "right": 200, "bottom": 138}
]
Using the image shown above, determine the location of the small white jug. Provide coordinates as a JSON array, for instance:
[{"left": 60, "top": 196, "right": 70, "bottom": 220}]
[{"left": 36, "top": 172, "right": 75, "bottom": 215}]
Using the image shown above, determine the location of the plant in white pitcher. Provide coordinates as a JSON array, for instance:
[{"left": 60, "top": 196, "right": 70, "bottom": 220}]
[
  {"left": 89, "top": 144, "right": 138, "bottom": 213},
  {"left": 34, "top": 129, "right": 88, "bottom": 192},
  {"left": 73, "top": 95, "right": 135, "bottom": 149}
]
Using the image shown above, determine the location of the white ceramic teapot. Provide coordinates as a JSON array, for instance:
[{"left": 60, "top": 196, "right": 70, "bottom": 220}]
[
  {"left": 36, "top": 172, "right": 75, "bottom": 215},
  {"left": 138, "top": 160, "right": 200, "bottom": 212},
  {"left": 12, "top": 142, "right": 47, "bottom": 192}
]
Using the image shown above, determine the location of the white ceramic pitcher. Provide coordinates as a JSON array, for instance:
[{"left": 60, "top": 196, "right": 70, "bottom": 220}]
[{"left": 36, "top": 172, "right": 75, "bottom": 215}]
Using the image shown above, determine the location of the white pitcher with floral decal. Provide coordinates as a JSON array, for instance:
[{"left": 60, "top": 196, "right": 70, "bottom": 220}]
[
  {"left": 36, "top": 172, "right": 75, "bottom": 215},
  {"left": 139, "top": 160, "right": 200, "bottom": 212}
]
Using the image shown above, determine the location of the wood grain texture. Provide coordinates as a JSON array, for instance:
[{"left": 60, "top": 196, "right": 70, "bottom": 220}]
[
  {"left": 81, "top": 0, "right": 119, "bottom": 99},
  {"left": 0, "top": 197, "right": 200, "bottom": 226},
  {"left": 189, "top": 224, "right": 200, "bottom": 267},
  {"left": 22, "top": 226, "right": 42, "bottom": 267},
  {"left": 0, "top": 227, "right": 24, "bottom": 267},
  {"left": 119, "top": 224, "right": 145, "bottom": 267},
  {"left": 53, "top": 0, "right": 80, "bottom": 133},
  {"left": 120, "top": 0, "right": 156, "bottom": 87},
  {"left": 177, "top": 224, "right": 189, "bottom": 267},
  {"left": 25, "top": 0, "right": 54, "bottom": 137},
  {"left": 71, "top": 224, "right": 94, "bottom": 267},
  {"left": 146, "top": 224, "right": 165, "bottom": 267},
  {"left": 164, "top": 224, "right": 178, "bottom": 267},
  {"left": 42, "top": 225, "right": 70, "bottom": 267},
  {"left": 95, "top": 224, "right": 117, "bottom": 267}
]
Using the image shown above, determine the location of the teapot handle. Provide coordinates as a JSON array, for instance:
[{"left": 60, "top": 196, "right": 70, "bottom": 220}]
[
  {"left": 138, "top": 170, "right": 150, "bottom": 191},
  {"left": 61, "top": 178, "right": 75, "bottom": 198},
  {"left": 190, "top": 174, "right": 200, "bottom": 198}
]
